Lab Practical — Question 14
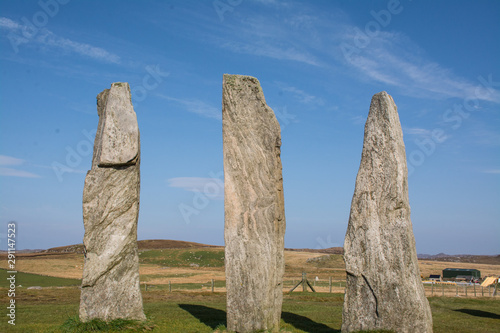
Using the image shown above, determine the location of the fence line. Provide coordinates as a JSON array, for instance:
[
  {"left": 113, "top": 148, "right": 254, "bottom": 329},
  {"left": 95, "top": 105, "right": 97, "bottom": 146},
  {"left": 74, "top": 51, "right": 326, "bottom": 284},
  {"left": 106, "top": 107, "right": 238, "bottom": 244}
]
[
  {"left": 423, "top": 282, "right": 498, "bottom": 298},
  {"left": 141, "top": 277, "right": 498, "bottom": 298}
]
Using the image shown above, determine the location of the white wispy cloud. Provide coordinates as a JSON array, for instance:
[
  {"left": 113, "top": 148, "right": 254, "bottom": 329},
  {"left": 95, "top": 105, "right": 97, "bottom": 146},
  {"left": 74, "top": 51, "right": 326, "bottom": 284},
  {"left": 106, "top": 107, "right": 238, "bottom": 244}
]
[
  {"left": 274, "top": 82, "right": 324, "bottom": 105},
  {"left": 203, "top": 9, "right": 324, "bottom": 67},
  {"left": 0, "top": 17, "right": 21, "bottom": 30},
  {"left": 0, "top": 167, "right": 40, "bottom": 178},
  {"left": 404, "top": 128, "right": 432, "bottom": 136},
  {"left": 157, "top": 95, "right": 221, "bottom": 120},
  {"left": 0, "top": 16, "right": 120, "bottom": 64},
  {"left": 168, "top": 177, "right": 224, "bottom": 199},
  {"left": 0, "top": 155, "right": 40, "bottom": 178},
  {"left": 0, "top": 155, "right": 24, "bottom": 166},
  {"left": 339, "top": 30, "right": 500, "bottom": 103},
  {"left": 219, "top": 40, "right": 321, "bottom": 67},
  {"left": 206, "top": 1, "right": 500, "bottom": 103}
]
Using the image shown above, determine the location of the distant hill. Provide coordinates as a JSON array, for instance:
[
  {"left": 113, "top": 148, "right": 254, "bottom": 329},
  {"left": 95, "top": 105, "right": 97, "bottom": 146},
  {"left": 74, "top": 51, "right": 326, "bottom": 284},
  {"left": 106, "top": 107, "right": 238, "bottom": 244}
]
[
  {"left": 46, "top": 244, "right": 85, "bottom": 254},
  {"left": 14, "top": 241, "right": 499, "bottom": 266},
  {"left": 138, "top": 239, "right": 221, "bottom": 250},
  {"left": 285, "top": 247, "right": 344, "bottom": 255},
  {"left": 45, "top": 240, "right": 342, "bottom": 255},
  {"left": 418, "top": 253, "right": 500, "bottom": 265},
  {"left": 45, "top": 239, "right": 220, "bottom": 254}
]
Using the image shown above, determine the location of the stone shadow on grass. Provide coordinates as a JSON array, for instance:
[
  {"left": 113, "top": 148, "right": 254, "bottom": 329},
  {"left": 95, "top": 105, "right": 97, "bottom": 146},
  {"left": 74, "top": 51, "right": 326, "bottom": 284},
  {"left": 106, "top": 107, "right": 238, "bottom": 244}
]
[
  {"left": 282, "top": 311, "right": 340, "bottom": 333},
  {"left": 178, "top": 304, "right": 226, "bottom": 329},
  {"left": 454, "top": 308, "right": 500, "bottom": 319}
]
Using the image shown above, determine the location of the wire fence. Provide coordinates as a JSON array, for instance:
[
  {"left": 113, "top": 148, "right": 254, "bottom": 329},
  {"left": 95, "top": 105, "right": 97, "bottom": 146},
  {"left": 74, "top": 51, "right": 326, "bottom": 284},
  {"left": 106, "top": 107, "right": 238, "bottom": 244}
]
[
  {"left": 423, "top": 282, "right": 498, "bottom": 297},
  {"left": 141, "top": 277, "right": 499, "bottom": 298}
]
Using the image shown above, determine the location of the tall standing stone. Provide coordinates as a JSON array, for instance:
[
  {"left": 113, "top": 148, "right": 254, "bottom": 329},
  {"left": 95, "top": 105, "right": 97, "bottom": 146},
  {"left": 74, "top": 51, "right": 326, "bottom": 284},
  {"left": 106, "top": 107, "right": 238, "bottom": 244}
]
[
  {"left": 79, "top": 82, "right": 145, "bottom": 322},
  {"left": 342, "top": 91, "right": 433, "bottom": 333},
  {"left": 223, "top": 74, "right": 286, "bottom": 333}
]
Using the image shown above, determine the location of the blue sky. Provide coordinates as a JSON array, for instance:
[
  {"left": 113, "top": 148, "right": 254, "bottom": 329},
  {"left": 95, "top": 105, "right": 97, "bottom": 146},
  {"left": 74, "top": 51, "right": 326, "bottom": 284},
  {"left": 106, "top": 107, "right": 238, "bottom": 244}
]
[{"left": 0, "top": 0, "right": 498, "bottom": 254}]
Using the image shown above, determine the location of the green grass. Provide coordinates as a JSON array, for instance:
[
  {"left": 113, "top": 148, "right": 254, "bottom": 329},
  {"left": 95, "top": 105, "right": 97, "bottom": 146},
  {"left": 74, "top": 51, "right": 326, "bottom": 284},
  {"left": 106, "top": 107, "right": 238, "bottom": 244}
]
[
  {"left": 428, "top": 297, "right": 500, "bottom": 333},
  {"left": 141, "top": 273, "right": 200, "bottom": 282},
  {"left": 144, "top": 280, "right": 226, "bottom": 291},
  {"left": 139, "top": 249, "right": 225, "bottom": 267},
  {"left": 0, "top": 268, "right": 81, "bottom": 287},
  {"left": 0, "top": 288, "right": 498, "bottom": 332},
  {"left": 60, "top": 316, "right": 155, "bottom": 332},
  {"left": 305, "top": 254, "right": 344, "bottom": 269}
]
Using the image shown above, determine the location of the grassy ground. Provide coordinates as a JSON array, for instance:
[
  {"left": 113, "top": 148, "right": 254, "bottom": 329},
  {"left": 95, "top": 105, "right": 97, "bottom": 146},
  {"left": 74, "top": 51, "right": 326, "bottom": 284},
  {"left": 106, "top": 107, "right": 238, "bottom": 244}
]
[
  {"left": 0, "top": 268, "right": 81, "bottom": 288},
  {"left": 3, "top": 249, "right": 497, "bottom": 289},
  {"left": 139, "top": 249, "right": 225, "bottom": 268},
  {"left": 1, "top": 285, "right": 499, "bottom": 333},
  {"left": 1, "top": 249, "right": 498, "bottom": 332}
]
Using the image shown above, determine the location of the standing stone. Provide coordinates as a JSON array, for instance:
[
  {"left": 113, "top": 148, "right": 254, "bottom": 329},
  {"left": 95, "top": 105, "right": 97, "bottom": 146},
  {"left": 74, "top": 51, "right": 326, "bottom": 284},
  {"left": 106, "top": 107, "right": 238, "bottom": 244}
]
[
  {"left": 79, "top": 82, "right": 145, "bottom": 322},
  {"left": 342, "top": 92, "right": 433, "bottom": 333},
  {"left": 223, "top": 74, "right": 286, "bottom": 333}
]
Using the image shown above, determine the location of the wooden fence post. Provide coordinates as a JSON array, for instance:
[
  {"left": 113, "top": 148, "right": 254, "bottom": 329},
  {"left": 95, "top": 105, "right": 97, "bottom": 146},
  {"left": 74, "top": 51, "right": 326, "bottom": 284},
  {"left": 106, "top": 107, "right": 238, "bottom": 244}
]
[
  {"left": 211, "top": 279, "right": 214, "bottom": 292},
  {"left": 169, "top": 280, "right": 172, "bottom": 292},
  {"left": 329, "top": 276, "right": 332, "bottom": 293},
  {"left": 474, "top": 283, "right": 476, "bottom": 297},
  {"left": 431, "top": 283, "right": 434, "bottom": 296},
  {"left": 442, "top": 283, "right": 444, "bottom": 296},
  {"left": 456, "top": 284, "right": 458, "bottom": 296},
  {"left": 302, "top": 272, "right": 307, "bottom": 292},
  {"left": 465, "top": 284, "right": 467, "bottom": 297}
]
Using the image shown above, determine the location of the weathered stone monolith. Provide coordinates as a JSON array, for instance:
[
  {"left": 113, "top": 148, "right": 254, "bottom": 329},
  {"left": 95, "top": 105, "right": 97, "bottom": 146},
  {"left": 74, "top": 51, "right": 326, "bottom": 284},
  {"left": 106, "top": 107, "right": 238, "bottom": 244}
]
[
  {"left": 79, "top": 82, "right": 145, "bottom": 322},
  {"left": 223, "top": 74, "right": 286, "bottom": 333},
  {"left": 342, "top": 91, "right": 433, "bottom": 333}
]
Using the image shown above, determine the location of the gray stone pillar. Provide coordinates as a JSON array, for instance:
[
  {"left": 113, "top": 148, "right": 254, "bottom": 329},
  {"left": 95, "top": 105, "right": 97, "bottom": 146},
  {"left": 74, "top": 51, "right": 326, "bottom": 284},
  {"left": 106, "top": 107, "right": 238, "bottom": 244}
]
[
  {"left": 79, "top": 82, "right": 145, "bottom": 322},
  {"left": 342, "top": 91, "right": 433, "bottom": 333},
  {"left": 223, "top": 74, "right": 286, "bottom": 332}
]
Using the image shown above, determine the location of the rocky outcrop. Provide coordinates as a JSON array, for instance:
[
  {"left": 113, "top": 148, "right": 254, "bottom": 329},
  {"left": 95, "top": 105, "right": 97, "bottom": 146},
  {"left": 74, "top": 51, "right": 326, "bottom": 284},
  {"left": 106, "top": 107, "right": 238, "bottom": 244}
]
[
  {"left": 79, "top": 82, "right": 145, "bottom": 322},
  {"left": 223, "top": 74, "right": 286, "bottom": 333},
  {"left": 342, "top": 92, "right": 433, "bottom": 333}
]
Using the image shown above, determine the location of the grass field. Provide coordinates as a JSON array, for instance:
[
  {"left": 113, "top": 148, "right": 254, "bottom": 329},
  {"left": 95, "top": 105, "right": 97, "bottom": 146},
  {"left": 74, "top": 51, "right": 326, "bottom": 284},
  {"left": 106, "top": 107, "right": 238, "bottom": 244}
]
[
  {"left": 0, "top": 268, "right": 81, "bottom": 288},
  {"left": 0, "top": 286, "right": 499, "bottom": 333},
  {"left": 139, "top": 249, "right": 226, "bottom": 268},
  {"left": 1, "top": 246, "right": 499, "bottom": 332},
  {"left": 2, "top": 248, "right": 498, "bottom": 287}
]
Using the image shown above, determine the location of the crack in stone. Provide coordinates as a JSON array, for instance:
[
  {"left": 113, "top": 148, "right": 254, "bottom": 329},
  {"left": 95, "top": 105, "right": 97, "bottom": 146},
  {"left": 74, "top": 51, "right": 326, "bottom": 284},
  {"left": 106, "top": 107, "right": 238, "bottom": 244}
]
[{"left": 362, "top": 274, "right": 379, "bottom": 319}]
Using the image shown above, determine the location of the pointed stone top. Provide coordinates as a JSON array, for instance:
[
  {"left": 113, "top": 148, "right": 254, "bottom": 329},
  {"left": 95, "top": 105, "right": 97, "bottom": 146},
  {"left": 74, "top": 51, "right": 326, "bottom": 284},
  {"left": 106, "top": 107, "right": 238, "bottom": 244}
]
[
  {"left": 223, "top": 73, "right": 259, "bottom": 83},
  {"left": 364, "top": 91, "right": 401, "bottom": 139},
  {"left": 369, "top": 91, "right": 396, "bottom": 113},
  {"left": 94, "top": 82, "right": 139, "bottom": 167},
  {"left": 222, "top": 74, "right": 271, "bottom": 119},
  {"left": 223, "top": 74, "right": 263, "bottom": 91}
]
